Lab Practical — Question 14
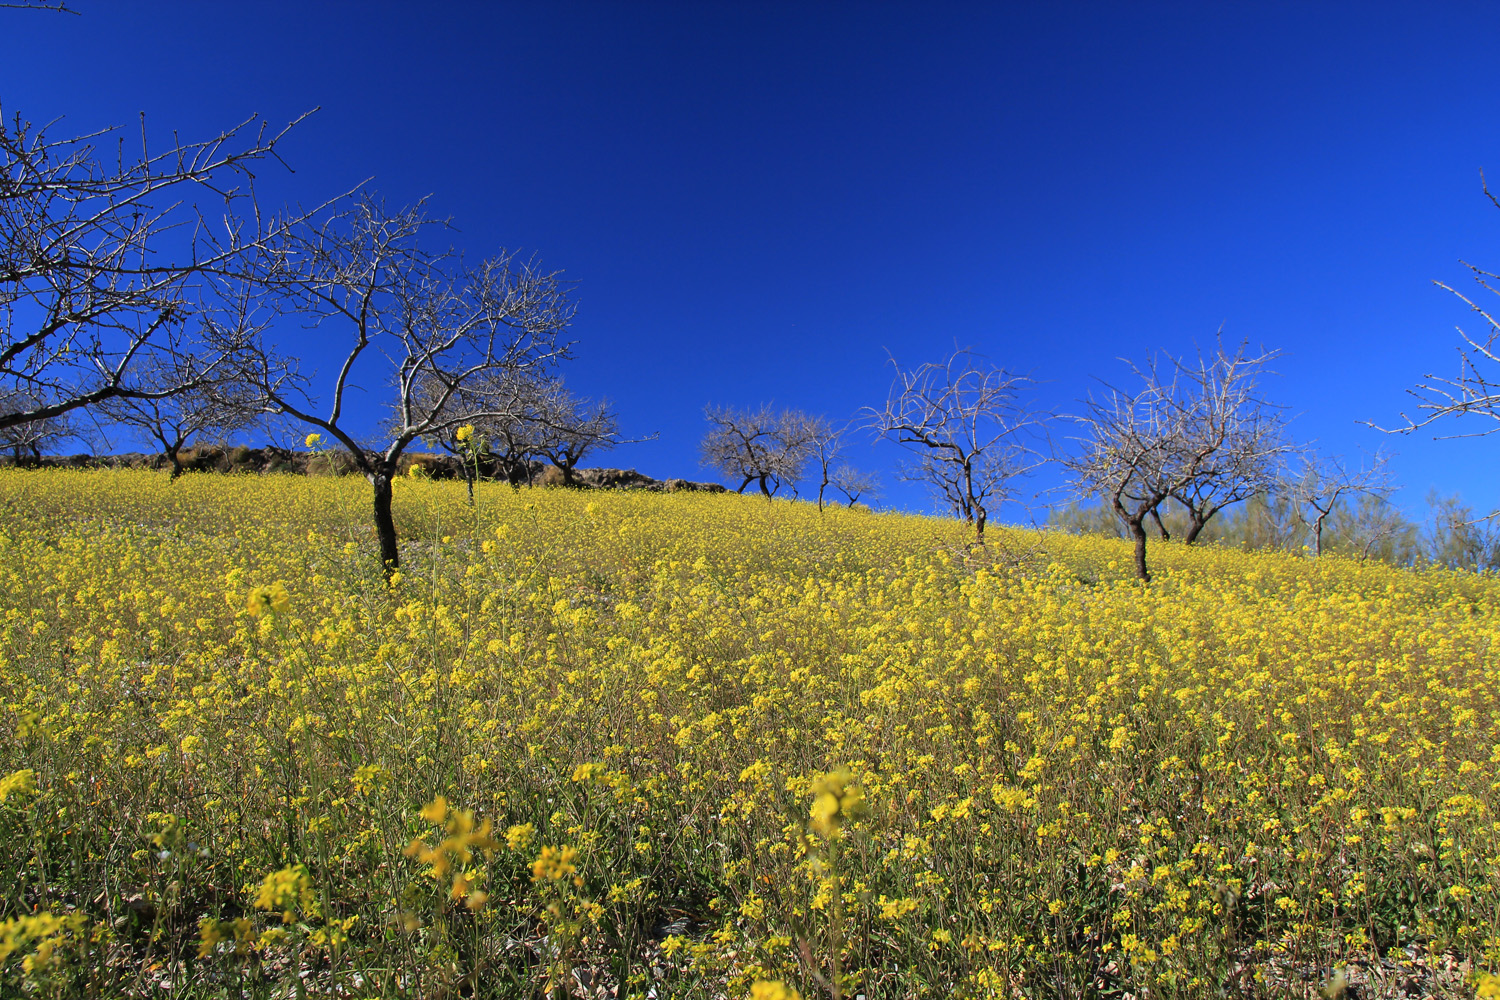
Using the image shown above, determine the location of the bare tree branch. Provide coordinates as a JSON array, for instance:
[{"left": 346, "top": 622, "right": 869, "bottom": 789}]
[
  {"left": 1373, "top": 175, "right": 1500, "bottom": 452},
  {"left": 866, "top": 347, "right": 1045, "bottom": 544},
  {"left": 0, "top": 101, "right": 327, "bottom": 434},
  {"left": 0, "top": 1, "right": 78, "bottom": 12},
  {"left": 241, "top": 194, "right": 575, "bottom": 571},
  {"left": 700, "top": 404, "right": 816, "bottom": 498},
  {"left": 1283, "top": 448, "right": 1394, "bottom": 557},
  {"left": 1063, "top": 337, "right": 1280, "bottom": 579}
]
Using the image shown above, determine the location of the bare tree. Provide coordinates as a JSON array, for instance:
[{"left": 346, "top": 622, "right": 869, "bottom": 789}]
[
  {"left": 99, "top": 364, "right": 258, "bottom": 479},
  {"left": 805, "top": 416, "right": 846, "bottom": 511},
  {"left": 430, "top": 371, "right": 547, "bottom": 497},
  {"left": 0, "top": 102, "right": 319, "bottom": 436},
  {"left": 243, "top": 196, "right": 574, "bottom": 572},
  {"left": 1065, "top": 341, "right": 1278, "bottom": 580},
  {"left": 531, "top": 382, "right": 632, "bottom": 486},
  {"left": 700, "top": 404, "right": 815, "bottom": 497},
  {"left": 1285, "top": 449, "right": 1395, "bottom": 557},
  {"left": 867, "top": 348, "right": 1043, "bottom": 544},
  {"left": 0, "top": 389, "right": 75, "bottom": 465},
  {"left": 1170, "top": 386, "right": 1287, "bottom": 545},
  {"left": 1327, "top": 493, "right": 1420, "bottom": 565},
  {"left": 828, "top": 464, "right": 880, "bottom": 507},
  {"left": 1424, "top": 490, "right": 1500, "bottom": 571}
]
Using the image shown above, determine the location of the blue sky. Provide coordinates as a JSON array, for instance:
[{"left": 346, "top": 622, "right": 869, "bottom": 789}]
[{"left": 7, "top": 1, "right": 1500, "bottom": 519}]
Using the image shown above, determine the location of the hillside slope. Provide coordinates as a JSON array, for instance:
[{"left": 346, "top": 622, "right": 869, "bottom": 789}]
[{"left": 0, "top": 471, "right": 1494, "bottom": 997}]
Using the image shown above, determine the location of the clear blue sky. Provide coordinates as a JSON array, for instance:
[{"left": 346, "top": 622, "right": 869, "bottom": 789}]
[{"left": 7, "top": 1, "right": 1500, "bottom": 519}]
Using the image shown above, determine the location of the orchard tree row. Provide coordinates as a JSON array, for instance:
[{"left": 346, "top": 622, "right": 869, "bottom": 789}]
[{"left": 4, "top": 102, "right": 1500, "bottom": 580}]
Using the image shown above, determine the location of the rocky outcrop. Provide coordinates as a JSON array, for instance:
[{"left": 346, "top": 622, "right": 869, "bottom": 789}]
[{"left": 567, "top": 467, "right": 725, "bottom": 493}]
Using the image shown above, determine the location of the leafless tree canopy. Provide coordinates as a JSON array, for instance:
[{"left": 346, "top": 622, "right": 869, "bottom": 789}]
[
  {"left": 700, "top": 404, "right": 815, "bottom": 498},
  {"left": 530, "top": 383, "right": 629, "bottom": 485},
  {"left": 99, "top": 363, "right": 258, "bottom": 479},
  {"left": 428, "top": 371, "right": 546, "bottom": 488},
  {"left": 1283, "top": 449, "right": 1394, "bottom": 557},
  {"left": 0, "top": 387, "right": 76, "bottom": 463},
  {"left": 829, "top": 463, "right": 880, "bottom": 507},
  {"left": 867, "top": 348, "right": 1043, "bottom": 543},
  {"left": 0, "top": 103, "right": 316, "bottom": 432},
  {"left": 1065, "top": 340, "right": 1280, "bottom": 580},
  {"left": 242, "top": 195, "right": 575, "bottom": 569},
  {"left": 802, "top": 415, "right": 846, "bottom": 511}
]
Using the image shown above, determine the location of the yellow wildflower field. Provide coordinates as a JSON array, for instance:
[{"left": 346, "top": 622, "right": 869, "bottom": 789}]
[{"left": 0, "top": 470, "right": 1495, "bottom": 998}]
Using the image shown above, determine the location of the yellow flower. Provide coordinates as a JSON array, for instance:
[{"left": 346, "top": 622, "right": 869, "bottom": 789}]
[
  {"left": 531, "top": 844, "right": 579, "bottom": 883},
  {"left": 404, "top": 797, "right": 500, "bottom": 900},
  {"left": 198, "top": 916, "right": 257, "bottom": 958},
  {"left": 255, "top": 864, "right": 318, "bottom": 923},
  {"left": 808, "top": 769, "right": 867, "bottom": 839},
  {"left": 246, "top": 582, "right": 290, "bottom": 618},
  {"left": 506, "top": 823, "right": 536, "bottom": 852},
  {"left": 304, "top": 433, "right": 322, "bottom": 449},
  {"left": 420, "top": 795, "right": 449, "bottom": 824},
  {"left": 0, "top": 769, "right": 36, "bottom": 803},
  {"left": 750, "top": 982, "right": 802, "bottom": 1000},
  {"left": 455, "top": 424, "right": 475, "bottom": 443}
]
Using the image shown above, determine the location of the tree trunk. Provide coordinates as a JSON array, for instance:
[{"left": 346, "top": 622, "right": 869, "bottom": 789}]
[
  {"left": 758, "top": 475, "right": 772, "bottom": 498},
  {"left": 1129, "top": 518, "right": 1151, "bottom": 582},
  {"left": 974, "top": 508, "right": 987, "bottom": 546},
  {"left": 168, "top": 448, "right": 184, "bottom": 481},
  {"left": 1150, "top": 506, "right": 1170, "bottom": 541},
  {"left": 371, "top": 469, "right": 399, "bottom": 572},
  {"left": 1182, "top": 513, "right": 1207, "bottom": 545}
]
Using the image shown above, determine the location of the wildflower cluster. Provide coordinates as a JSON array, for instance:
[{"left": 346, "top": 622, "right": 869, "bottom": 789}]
[{"left": 404, "top": 796, "right": 499, "bottom": 910}]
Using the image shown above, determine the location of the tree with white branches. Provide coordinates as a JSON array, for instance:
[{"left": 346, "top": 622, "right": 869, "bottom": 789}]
[
  {"left": 242, "top": 196, "right": 574, "bottom": 572},
  {"left": 1284, "top": 449, "right": 1394, "bottom": 557},
  {"left": 867, "top": 348, "right": 1043, "bottom": 544},
  {"left": 1065, "top": 340, "right": 1280, "bottom": 580},
  {"left": 1377, "top": 185, "right": 1500, "bottom": 511},
  {"left": 700, "top": 404, "right": 815, "bottom": 498}
]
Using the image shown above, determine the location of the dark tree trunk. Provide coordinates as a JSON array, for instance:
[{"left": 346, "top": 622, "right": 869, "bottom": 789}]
[
  {"left": 1129, "top": 517, "right": 1151, "bottom": 582},
  {"left": 167, "top": 445, "right": 185, "bottom": 481},
  {"left": 758, "top": 475, "right": 772, "bottom": 498},
  {"left": 1182, "top": 514, "right": 1207, "bottom": 545},
  {"left": 1150, "top": 507, "right": 1170, "bottom": 541},
  {"left": 371, "top": 469, "right": 399, "bottom": 572}
]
